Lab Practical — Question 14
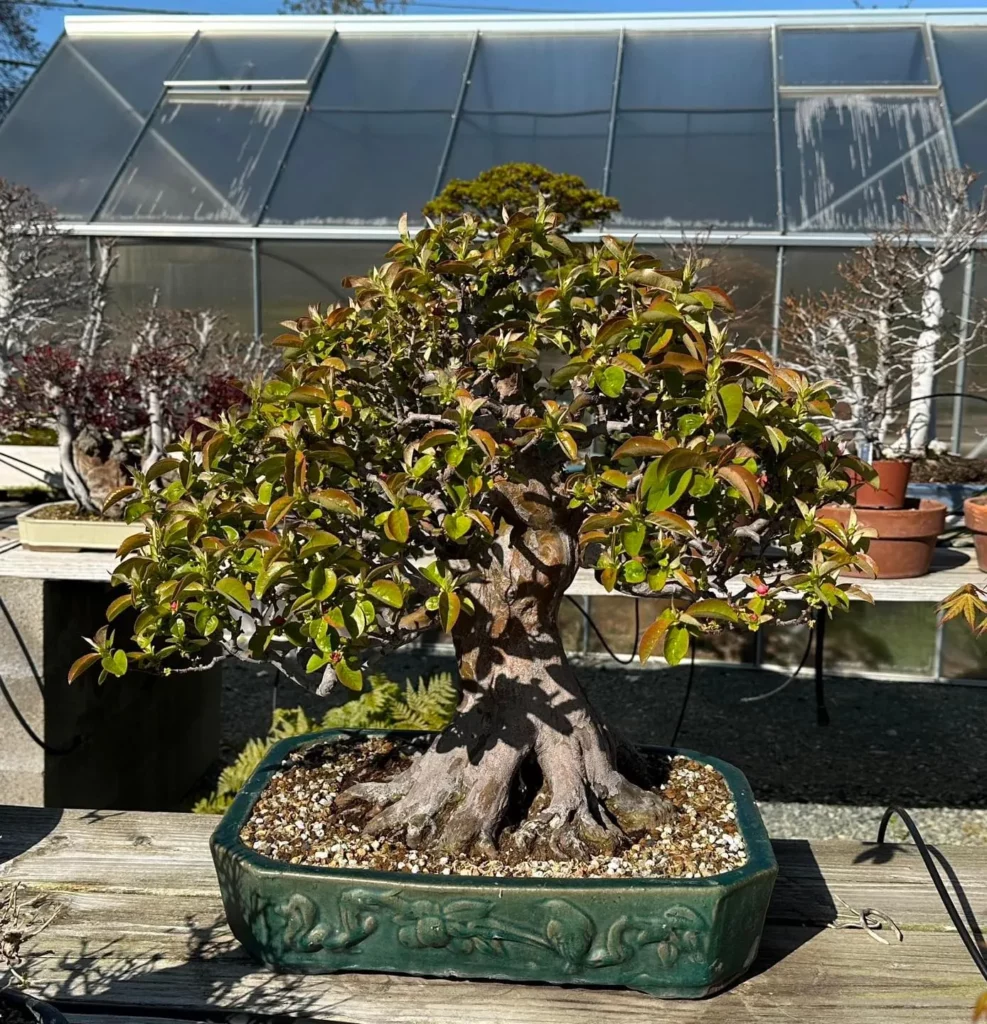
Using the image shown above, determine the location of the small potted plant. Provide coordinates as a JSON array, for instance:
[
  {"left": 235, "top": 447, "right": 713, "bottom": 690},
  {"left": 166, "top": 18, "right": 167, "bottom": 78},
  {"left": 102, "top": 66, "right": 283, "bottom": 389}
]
[
  {"left": 776, "top": 173, "right": 987, "bottom": 576},
  {"left": 76, "top": 206, "right": 872, "bottom": 998}
]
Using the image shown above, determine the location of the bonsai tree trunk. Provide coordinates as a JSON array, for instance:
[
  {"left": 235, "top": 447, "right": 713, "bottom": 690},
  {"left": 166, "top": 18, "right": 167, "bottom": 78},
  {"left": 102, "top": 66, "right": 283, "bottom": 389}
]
[
  {"left": 341, "top": 484, "right": 672, "bottom": 859},
  {"left": 903, "top": 261, "right": 945, "bottom": 454},
  {"left": 53, "top": 408, "right": 98, "bottom": 513}
]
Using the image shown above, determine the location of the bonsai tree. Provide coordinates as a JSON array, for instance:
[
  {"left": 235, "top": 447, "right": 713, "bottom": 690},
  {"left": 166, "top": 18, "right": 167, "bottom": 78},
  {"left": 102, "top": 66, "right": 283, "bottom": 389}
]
[
  {"left": 424, "top": 163, "right": 619, "bottom": 232},
  {"left": 781, "top": 170, "right": 987, "bottom": 459},
  {"left": 77, "top": 206, "right": 873, "bottom": 858},
  {"left": 0, "top": 179, "right": 88, "bottom": 384}
]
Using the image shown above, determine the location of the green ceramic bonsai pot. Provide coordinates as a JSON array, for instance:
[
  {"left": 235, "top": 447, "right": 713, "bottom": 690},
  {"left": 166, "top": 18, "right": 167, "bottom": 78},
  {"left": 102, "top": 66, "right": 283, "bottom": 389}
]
[{"left": 211, "top": 730, "right": 777, "bottom": 999}]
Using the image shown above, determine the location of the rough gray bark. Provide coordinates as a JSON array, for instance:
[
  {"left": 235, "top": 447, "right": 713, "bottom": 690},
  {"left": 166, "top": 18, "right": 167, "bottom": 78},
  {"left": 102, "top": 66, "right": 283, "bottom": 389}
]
[{"left": 340, "top": 479, "right": 672, "bottom": 858}]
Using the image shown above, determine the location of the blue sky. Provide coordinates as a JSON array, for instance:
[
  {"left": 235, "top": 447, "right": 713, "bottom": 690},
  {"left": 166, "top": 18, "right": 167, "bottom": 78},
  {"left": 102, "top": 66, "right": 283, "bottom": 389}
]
[{"left": 30, "top": 0, "right": 987, "bottom": 49}]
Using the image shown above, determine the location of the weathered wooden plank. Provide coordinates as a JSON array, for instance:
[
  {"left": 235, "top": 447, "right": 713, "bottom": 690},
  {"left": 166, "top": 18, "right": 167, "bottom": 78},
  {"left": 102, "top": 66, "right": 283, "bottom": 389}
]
[
  {"left": 18, "top": 920, "right": 987, "bottom": 1024},
  {"left": 5, "top": 807, "right": 987, "bottom": 1022},
  {"left": 4, "top": 807, "right": 986, "bottom": 930},
  {"left": 0, "top": 543, "right": 978, "bottom": 602}
]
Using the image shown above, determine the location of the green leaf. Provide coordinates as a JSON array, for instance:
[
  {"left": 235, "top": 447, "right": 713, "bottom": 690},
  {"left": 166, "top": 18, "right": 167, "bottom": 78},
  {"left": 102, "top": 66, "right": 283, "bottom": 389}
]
[
  {"left": 663, "top": 625, "right": 690, "bottom": 667},
  {"left": 386, "top": 507, "right": 411, "bottom": 544},
  {"left": 639, "top": 615, "right": 670, "bottom": 663},
  {"left": 68, "top": 652, "right": 101, "bottom": 683},
  {"left": 677, "top": 413, "right": 705, "bottom": 436},
  {"left": 642, "top": 464, "right": 694, "bottom": 512},
  {"left": 102, "top": 486, "right": 138, "bottom": 514},
  {"left": 101, "top": 649, "right": 129, "bottom": 677},
  {"left": 215, "top": 578, "right": 252, "bottom": 612},
  {"left": 443, "top": 512, "right": 472, "bottom": 541},
  {"left": 308, "top": 566, "right": 337, "bottom": 601},
  {"left": 335, "top": 659, "right": 364, "bottom": 691},
  {"left": 438, "top": 590, "right": 461, "bottom": 633},
  {"left": 106, "top": 593, "right": 133, "bottom": 622},
  {"left": 145, "top": 457, "right": 181, "bottom": 484},
  {"left": 369, "top": 580, "right": 404, "bottom": 608},
  {"left": 598, "top": 365, "right": 626, "bottom": 398},
  {"left": 622, "top": 561, "right": 646, "bottom": 584},
  {"left": 718, "top": 383, "right": 744, "bottom": 428},
  {"left": 687, "top": 599, "right": 740, "bottom": 623},
  {"left": 621, "top": 521, "right": 646, "bottom": 556}
]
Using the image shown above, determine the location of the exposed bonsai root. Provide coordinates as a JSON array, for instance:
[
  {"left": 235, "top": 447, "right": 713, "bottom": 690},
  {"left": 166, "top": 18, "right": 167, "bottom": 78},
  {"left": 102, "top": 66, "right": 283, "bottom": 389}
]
[{"left": 339, "top": 710, "right": 673, "bottom": 861}]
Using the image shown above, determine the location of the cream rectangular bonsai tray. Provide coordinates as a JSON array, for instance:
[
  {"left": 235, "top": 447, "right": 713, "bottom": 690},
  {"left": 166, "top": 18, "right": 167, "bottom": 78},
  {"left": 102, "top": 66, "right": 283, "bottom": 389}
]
[{"left": 16, "top": 501, "right": 145, "bottom": 552}]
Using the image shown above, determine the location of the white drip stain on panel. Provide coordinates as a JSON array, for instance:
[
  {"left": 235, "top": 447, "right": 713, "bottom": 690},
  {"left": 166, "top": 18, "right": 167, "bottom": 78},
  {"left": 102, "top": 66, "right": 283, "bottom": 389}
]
[{"left": 790, "top": 94, "right": 953, "bottom": 231}]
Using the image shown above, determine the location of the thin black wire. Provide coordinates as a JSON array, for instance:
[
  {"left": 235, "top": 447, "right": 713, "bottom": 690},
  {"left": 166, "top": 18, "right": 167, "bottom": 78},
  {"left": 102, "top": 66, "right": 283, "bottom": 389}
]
[
  {"left": 877, "top": 807, "right": 987, "bottom": 982},
  {"left": 740, "top": 629, "right": 814, "bottom": 704},
  {"left": 668, "top": 647, "right": 695, "bottom": 748},
  {"left": 564, "top": 594, "right": 639, "bottom": 665},
  {"left": 0, "top": 672, "right": 80, "bottom": 756}
]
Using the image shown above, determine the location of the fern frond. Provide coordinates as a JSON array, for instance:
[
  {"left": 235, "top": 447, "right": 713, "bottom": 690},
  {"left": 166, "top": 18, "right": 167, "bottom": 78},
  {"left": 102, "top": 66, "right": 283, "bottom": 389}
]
[{"left": 195, "top": 671, "right": 459, "bottom": 814}]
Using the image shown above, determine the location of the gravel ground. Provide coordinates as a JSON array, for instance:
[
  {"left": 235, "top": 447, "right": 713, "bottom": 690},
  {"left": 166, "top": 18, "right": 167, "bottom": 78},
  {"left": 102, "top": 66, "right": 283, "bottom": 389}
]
[{"left": 220, "top": 652, "right": 987, "bottom": 844}]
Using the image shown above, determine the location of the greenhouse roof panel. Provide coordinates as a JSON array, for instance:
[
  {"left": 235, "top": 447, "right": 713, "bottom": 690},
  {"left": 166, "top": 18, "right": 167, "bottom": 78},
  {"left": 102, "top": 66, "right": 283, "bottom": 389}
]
[
  {"left": 0, "top": 34, "right": 191, "bottom": 219},
  {"left": 778, "top": 27, "right": 931, "bottom": 87},
  {"left": 170, "top": 33, "right": 329, "bottom": 86},
  {"left": 3, "top": 11, "right": 987, "bottom": 233}
]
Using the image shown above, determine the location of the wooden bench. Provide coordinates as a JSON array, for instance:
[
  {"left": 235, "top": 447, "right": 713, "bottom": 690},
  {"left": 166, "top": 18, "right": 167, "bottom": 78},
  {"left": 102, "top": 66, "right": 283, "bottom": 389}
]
[{"left": 1, "top": 805, "right": 985, "bottom": 1022}]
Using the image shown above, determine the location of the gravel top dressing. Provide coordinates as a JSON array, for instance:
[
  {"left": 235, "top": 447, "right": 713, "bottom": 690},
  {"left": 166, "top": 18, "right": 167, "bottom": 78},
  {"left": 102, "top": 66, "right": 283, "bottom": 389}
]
[{"left": 240, "top": 737, "right": 747, "bottom": 880}]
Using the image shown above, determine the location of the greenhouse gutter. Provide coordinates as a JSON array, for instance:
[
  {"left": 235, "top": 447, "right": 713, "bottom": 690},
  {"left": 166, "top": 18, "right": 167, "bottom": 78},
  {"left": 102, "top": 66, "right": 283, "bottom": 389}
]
[
  {"left": 52, "top": 223, "right": 987, "bottom": 250},
  {"left": 63, "top": 9, "right": 987, "bottom": 36}
]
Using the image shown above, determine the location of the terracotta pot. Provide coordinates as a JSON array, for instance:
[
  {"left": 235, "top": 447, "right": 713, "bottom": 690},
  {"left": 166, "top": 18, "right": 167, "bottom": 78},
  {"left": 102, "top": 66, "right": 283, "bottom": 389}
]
[
  {"left": 822, "top": 499, "right": 947, "bottom": 579},
  {"left": 965, "top": 495, "right": 987, "bottom": 572},
  {"left": 851, "top": 459, "right": 912, "bottom": 509}
]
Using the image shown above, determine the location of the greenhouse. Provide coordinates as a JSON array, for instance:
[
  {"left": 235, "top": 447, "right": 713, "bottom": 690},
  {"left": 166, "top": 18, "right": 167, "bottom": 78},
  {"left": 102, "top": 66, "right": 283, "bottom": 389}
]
[{"left": 3, "top": 8, "right": 987, "bottom": 448}]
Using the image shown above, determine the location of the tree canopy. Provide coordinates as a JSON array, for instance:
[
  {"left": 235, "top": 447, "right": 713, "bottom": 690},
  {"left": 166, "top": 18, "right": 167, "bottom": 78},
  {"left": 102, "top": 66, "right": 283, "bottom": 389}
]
[
  {"left": 76, "top": 204, "right": 874, "bottom": 690},
  {"left": 424, "top": 164, "right": 620, "bottom": 231}
]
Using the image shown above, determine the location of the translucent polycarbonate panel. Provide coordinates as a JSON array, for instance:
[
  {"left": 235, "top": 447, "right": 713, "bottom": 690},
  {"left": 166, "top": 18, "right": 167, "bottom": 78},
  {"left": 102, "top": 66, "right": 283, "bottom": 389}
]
[
  {"left": 780, "top": 95, "right": 954, "bottom": 231},
  {"left": 264, "top": 36, "right": 471, "bottom": 224},
  {"left": 609, "top": 33, "right": 776, "bottom": 228},
  {"left": 263, "top": 112, "right": 450, "bottom": 225},
  {"left": 444, "top": 112, "right": 610, "bottom": 190},
  {"left": 99, "top": 95, "right": 302, "bottom": 223},
  {"left": 441, "top": 34, "right": 617, "bottom": 189},
  {"left": 953, "top": 109, "right": 987, "bottom": 205},
  {"left": 779, "top": 28, "right": 930, "bottom": 86},
  {"left": 780, "top": 248, "right": 853, "bottom": 299},
  {"left": 311, "top": 35, "right": 471, "bottom": 111},
  {"left": 934, "top": 28, "right": 987, "bottom": 119},
  {"left": 109, "top": 241, "right": 253, "bottom": 333},
  {"left": 259, "top": 241, "right": 394, "bottom": 337},
  {"left": 961, "top": 255, "right": 987, "bottom": 455},
  {"left": 173, "top": 33, "right": 327, "bottom": 83},
  {"left": 0, "top": 35, "right": 189, "bottom": 219}
]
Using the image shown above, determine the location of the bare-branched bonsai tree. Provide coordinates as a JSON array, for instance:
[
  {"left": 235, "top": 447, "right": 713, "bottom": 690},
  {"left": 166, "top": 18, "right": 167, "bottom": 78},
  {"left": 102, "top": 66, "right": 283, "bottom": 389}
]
[
  {"left": 781, "top": 170, "right": 987, "bottom": 458},
  {"left": 76, "top": 206, "right": 872, "bottom": 858}
]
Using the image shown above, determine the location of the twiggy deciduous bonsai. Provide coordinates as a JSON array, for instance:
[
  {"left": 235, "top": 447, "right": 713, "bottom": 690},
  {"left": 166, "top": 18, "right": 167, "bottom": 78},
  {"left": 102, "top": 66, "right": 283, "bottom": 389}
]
[{"left": 75, "top": 206, "right": 873, "bottom": 858}]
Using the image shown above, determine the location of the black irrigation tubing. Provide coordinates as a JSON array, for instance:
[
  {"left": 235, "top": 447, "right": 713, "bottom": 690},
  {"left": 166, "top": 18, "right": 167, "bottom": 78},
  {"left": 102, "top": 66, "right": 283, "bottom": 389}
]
[
  {"left": 877, "top": 807, "right": 987, "bottom": 984},
  {"left": 564, "top": 593, "right": 640, "bottom": 666},
  {"left": 668, "top": 647, "right": 696, "bottom": 748},
  {"left": 0, "top": 671, "right": 80, "bottom": 756},
  {"left": 740, "top": 628, "right": 815, "bottom": 705}
]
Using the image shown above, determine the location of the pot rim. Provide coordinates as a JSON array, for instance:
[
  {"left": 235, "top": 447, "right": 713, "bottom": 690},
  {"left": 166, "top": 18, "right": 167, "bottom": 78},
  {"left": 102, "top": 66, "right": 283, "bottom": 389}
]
[
  {"left": 821, "top": 498, "right": 947, "bottom": 536},
  {"left": 212, "top": 728, "right": 777, "bottom": 893},
  {"left": 15, "top": 499, "right": 137, "bottom": 527},
  {"left": 965, "top": 494, "right": 987, "bottom": 531}
]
